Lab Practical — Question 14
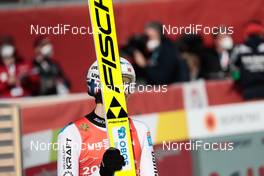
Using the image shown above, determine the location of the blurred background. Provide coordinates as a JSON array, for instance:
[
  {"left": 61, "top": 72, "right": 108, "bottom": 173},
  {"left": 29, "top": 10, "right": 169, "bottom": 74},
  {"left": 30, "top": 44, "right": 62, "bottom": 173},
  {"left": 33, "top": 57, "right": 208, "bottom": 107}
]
[{"left": 0, "top": 0, "right": 264, "bottom": 175}]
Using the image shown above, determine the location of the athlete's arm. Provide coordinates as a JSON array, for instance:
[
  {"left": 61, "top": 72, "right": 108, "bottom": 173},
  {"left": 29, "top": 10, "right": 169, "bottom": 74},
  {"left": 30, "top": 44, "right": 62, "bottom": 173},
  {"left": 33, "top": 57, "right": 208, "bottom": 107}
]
[
  {"left": 133, "top": 119, "right": 158, "bottom": 176},
  {"left": 57, "top": 123, "right": 82, "bottom": 176},
  {"left": 140, "top": 129, "right": 159, "bottom": 176}
]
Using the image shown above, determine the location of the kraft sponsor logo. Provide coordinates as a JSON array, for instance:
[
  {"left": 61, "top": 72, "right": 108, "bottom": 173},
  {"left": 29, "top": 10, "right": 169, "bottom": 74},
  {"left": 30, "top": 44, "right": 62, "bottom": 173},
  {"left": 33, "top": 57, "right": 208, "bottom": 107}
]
[{"left": 64, "top": 138, "right": 73, "bottom": 175}]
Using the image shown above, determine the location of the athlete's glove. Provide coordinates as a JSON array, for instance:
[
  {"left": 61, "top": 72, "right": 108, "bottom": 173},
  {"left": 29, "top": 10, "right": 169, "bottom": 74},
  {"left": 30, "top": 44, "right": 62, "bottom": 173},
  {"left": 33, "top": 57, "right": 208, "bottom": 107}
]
[{"left": 99, "top": 147, "right": 125, "bottom": 176}]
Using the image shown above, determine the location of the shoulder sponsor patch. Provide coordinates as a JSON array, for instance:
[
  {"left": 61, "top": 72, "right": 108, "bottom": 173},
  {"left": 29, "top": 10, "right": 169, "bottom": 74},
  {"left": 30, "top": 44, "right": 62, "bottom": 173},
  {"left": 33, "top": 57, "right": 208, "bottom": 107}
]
[
  {"left": 79, "top": 123, "right": 90, "bottom": 132},
  {"left": 147, "top": 131, "right": 153, "bottom": 146}
]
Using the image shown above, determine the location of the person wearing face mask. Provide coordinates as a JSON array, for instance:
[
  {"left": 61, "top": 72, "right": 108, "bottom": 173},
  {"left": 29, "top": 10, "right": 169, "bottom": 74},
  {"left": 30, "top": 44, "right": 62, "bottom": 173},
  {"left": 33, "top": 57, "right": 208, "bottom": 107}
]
[
  {"left": 215, "top": 33, "right": 234, "bottom": 72},
  {"left": 133, "top": 21, "right": 189, "bottom": 85},
  {"left": 231, "top": 20, "right": 264, "bottom": 100},
  {"left": 0, "top": 36, "right": 39, "bottom": 98},
  {"left": 194, "top": 29, "right": 233, "bottom": 80},
  {"left": 32, "top": 37, "right": 70, "bottom": 96}
]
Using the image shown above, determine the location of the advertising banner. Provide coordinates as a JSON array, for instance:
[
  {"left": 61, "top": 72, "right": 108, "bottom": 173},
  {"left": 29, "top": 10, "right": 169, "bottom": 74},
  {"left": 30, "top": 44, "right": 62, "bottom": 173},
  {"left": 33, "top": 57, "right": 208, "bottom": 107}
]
[{"left": 192, "top": 132, "right": 264, "bottom": 176}]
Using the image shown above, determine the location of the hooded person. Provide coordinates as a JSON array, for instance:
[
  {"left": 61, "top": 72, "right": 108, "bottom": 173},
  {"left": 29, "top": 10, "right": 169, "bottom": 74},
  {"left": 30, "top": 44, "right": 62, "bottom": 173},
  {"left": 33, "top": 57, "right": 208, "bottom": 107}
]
[{"left": 231, "top": 20, "right": 264, "bottom": 99}]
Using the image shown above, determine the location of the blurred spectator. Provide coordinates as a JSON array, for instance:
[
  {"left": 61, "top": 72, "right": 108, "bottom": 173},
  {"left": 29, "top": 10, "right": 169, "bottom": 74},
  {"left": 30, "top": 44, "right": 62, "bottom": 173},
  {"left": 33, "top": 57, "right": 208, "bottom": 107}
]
[
  {"left": 0, "top": 36, "right": 39, "bottom": 98},
  {"left": 176, "top": 34, "right": 203, "bottom": 80},
  {"left": 33, "top": 37, "right": 70, "bottom": 96},
  {"left": 132, "top": 21, "right": 189, "bottom": 85},
  {"left": 120, "top": 33, "right": 149, "bottom": 84},
  {"left": 214, "top": 30, "right": 234, "bottom": 73},
  {"left": 231, "top": 20, "right": 264, "bottom": 100},
  {"left": 177, "top": 34, "right": 225, "bottom": 80},
  {"left": 200, "top": 36, "right": 224, "bottom": 79}
]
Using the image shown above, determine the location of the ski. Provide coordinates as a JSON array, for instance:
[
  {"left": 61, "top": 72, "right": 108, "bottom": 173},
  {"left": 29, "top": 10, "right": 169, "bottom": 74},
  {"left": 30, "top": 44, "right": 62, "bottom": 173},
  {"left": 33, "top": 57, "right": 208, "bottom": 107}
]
[{"left": 87, "top": 0, "right": 137, "bottom": 175}]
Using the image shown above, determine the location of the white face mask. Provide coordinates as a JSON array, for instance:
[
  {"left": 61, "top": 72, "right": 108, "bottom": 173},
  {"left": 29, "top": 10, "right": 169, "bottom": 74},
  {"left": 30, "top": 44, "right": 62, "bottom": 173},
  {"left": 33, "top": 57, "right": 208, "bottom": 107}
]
[
  {"left": 1, "top": 45, "right": 15, "bottom": 58},
  {"left": 40, "top": 44, "right": 53, "bottom": 57},
  {"left": 147, "top": 39, "right": 160, "bottom": 51},
  {"left": 219, "top": 36, "right": 233, "bottom": 50}
]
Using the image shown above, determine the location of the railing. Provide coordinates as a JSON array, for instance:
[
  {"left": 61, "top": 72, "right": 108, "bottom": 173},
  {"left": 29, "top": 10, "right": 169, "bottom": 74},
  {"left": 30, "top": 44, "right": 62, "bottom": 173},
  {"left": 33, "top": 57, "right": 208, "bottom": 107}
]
[{"left": 0, "top": 105, "right": 22, "bottom": 176}]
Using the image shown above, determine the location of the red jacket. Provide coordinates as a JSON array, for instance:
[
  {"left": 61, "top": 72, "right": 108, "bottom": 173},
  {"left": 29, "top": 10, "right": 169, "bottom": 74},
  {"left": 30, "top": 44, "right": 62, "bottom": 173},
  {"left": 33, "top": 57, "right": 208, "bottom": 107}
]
[{"left": 0, "top": 61, "right": 39, "bottom": 98}]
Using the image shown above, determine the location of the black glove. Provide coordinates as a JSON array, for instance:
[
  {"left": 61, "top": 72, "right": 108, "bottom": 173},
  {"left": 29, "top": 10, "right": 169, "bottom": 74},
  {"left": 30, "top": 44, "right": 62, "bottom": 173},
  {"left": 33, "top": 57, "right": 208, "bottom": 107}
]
[{"left": 99, "top": 147, "right": 125, "bottom": 176}]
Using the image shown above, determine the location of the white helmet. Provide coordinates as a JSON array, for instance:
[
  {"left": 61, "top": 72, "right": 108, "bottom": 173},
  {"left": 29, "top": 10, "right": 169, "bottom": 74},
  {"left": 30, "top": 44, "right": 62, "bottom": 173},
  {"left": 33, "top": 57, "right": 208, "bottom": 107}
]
[{"left": 86, "top": 57, "right": 136, "bottom": 97}]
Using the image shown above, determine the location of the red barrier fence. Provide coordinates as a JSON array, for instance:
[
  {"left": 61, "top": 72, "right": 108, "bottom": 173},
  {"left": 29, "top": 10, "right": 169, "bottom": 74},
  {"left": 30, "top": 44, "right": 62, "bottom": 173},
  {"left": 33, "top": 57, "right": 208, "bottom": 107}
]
[
  {"left": 1, "top": 0, "right": 264, "bottom": 92},
  {"left": 19, "top": 79, "right": 243, "bottom": 134}
]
